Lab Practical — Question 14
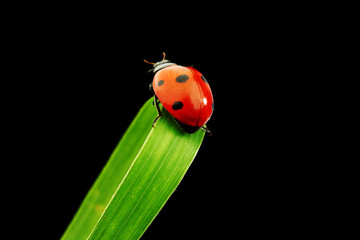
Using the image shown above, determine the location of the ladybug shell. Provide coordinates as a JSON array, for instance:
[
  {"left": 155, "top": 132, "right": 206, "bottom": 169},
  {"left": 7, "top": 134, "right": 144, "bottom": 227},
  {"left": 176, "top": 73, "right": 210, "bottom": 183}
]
[{"left": 153, "top": 65, "right": 213, "bottom": 128}]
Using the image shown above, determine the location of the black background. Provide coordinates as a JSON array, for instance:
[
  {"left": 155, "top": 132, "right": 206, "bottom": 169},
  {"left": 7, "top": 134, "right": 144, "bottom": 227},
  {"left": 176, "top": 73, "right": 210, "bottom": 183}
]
[{"left": 3, "top": 4, "right": 338, "bottom": 239}]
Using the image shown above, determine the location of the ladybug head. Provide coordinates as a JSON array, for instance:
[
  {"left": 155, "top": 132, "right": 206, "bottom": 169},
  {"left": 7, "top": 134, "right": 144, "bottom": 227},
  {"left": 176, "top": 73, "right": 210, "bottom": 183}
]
[{"left": 144, "top": 52, "right": 177, "bottom": 73}]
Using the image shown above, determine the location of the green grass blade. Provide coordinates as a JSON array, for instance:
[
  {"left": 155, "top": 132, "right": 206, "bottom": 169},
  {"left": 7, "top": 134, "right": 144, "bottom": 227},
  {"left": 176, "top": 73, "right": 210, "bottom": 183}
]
[{"left": 62, "top": 97, "right": 205, "bottom": 240}]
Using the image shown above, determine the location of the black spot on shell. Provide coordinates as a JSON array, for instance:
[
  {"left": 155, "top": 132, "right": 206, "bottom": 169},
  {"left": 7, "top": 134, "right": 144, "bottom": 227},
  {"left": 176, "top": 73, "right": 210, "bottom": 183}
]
[
  {"left": 158, "top": 80, "right": 164, "bottom": 86},
  {"left": 201, "top": 75, "right": 208, "bottom": 84},
  {"left": 172, "top": 101, "right": 183, "bottom": 110},
  {"left": 176, "top": 74, "right": 189, "bottom": 83}
]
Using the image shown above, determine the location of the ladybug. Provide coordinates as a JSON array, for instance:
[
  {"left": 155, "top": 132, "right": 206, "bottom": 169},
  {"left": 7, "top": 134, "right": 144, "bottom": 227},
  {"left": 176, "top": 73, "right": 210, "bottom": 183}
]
[{"left": 145, "top": 53, "right": 213, "bottom": 134}]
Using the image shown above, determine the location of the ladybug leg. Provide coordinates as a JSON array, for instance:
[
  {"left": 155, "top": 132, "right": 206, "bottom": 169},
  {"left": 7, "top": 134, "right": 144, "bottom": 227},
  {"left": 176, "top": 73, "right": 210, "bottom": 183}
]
[
  {"left": 149, "top": 83, "right": 155, "bottom": 106},
  {"left": 201, "top": 126, "right": 213, "bottom": 136},
  {"left": 152, "top": 94, "right": 162, "bottom": 127},
  {"left": 149, "top": 83, "right": 155, "bottom": 105}
]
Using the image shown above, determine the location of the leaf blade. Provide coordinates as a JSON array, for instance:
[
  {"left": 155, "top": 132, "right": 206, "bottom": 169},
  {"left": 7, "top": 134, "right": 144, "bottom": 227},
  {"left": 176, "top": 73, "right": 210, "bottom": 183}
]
[{"left": 62, "top": 97, "right": 205, "bottom": 239}]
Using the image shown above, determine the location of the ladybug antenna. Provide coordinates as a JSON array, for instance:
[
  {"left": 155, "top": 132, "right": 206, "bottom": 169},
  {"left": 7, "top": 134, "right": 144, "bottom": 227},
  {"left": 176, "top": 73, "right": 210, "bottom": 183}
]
[
  {"left": 162, "top": 52, "right": 166, "bottom": 60},
  {"left": 144, "top": 59, "right": 155, "bottom": 65}
]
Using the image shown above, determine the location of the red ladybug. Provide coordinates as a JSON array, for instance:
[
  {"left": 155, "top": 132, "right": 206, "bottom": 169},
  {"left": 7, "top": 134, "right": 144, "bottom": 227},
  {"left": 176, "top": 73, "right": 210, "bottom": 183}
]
[{"left": 145, "top": 53, "right": 213, "bottom": 134}]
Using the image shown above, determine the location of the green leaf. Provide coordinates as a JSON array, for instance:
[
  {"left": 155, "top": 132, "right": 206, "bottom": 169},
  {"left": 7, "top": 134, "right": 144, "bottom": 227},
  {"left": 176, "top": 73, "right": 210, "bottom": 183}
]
[{"left": 62, "top": 97, "right": 205, "bottom": 240}]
